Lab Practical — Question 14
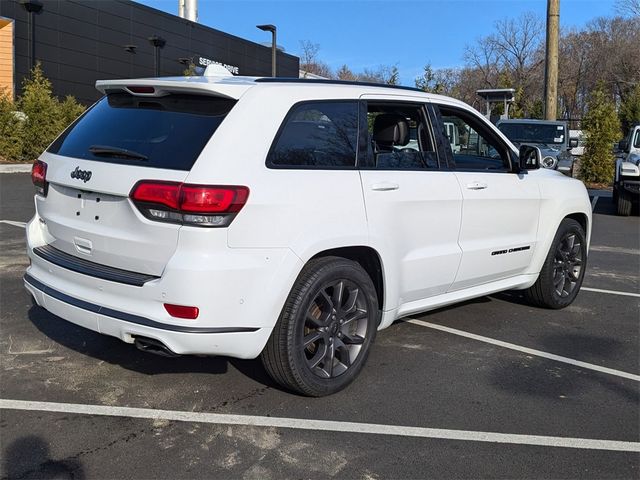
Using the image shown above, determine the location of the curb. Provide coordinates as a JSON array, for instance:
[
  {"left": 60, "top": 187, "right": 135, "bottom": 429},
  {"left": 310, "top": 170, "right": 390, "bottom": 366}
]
[{"left": 0, "top": 164, "right": 32, "bottom": 173}]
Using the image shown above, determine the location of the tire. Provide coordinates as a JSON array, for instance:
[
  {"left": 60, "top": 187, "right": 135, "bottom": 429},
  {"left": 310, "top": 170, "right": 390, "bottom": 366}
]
[
  {"left": 261, "top": 256, "right": 378, "bottom": 397},
  {"left": 525, "top": 218, "right": 587, "bottom": 309},
  {"left": 612, "top": 186, "right": 618, "bottom": 205},
  {"left": 617, "top": 190, "right": 632, "bottom": 216}
]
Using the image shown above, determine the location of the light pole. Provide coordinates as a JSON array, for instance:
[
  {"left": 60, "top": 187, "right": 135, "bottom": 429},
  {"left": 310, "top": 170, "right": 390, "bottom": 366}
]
[
  {"left": 20, "top": 0, "right": 43, "bottom": 71},
  {"left": 148, "top": 35, "right": 166, "bottom": 77},
  {"left": 257, "top": 24, "right": 277, "bottom": 77}
]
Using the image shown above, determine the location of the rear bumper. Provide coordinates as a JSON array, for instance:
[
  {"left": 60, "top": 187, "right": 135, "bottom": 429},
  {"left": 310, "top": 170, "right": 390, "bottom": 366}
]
[
  {"left": 24, "top": 273, "right": 272, "bottom": 358},
  {"left": 25, "top": 213, "right": 303, "bottom": 358}
]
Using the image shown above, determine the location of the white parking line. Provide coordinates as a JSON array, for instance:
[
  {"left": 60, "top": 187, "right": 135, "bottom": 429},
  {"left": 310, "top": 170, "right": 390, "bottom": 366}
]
[
  {"left": 581, "top": 287, "right": 640, "bottom": 298},
  {"left": 404, "top": 319, "right": 640, "bottom": 382},
  {"left": 591, "top": 195, "right": 599, "bottom": 211},
  {"left": 0, "top": 220, "right": 26, "bottom": 228},
  {"left": 1, "top": 399, "right": 638, "bottom": 452},
  {"left": 589, "top": 245, "right": 640, "bottom": 256}
]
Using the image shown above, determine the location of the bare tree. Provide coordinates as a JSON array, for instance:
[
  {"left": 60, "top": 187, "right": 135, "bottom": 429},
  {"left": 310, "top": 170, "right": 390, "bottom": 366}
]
[
  {"left": 357, "top": 65, "right": 399, "bottom": 85},
  {"left": 464, "top": 38, "right": 500, "bottom": 89},
  {"left": 415, "top": 64, "right": 460, "bottom": 96},
  {"left": 336, "top": 65, "right": 357, "bottom": 81},
  {"left": 462, "top": 12, "right": 545, "bottom": 116},
  {"left": 490, "top": 12, "right": 544, "bottom": 92},
  {"left": 615, "top": 0, "right": 640, "bottom": 17},
  {"left": 298, "top": 40, "right": 333, "bottom": 78}
]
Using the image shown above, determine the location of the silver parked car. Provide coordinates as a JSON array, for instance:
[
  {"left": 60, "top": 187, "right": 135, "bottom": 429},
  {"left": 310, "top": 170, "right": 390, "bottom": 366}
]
[{"left": 497, "top": 119, "right": 578, "bottom": 176}]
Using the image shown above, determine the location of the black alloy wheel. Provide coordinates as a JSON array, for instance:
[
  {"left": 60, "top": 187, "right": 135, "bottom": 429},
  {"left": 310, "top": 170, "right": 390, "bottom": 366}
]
[
  {"left": 552, "top": 232, "right": 584, "bottom": 298},
  {"left": 261, "top": 257, "right": 378, "bottom": 396},
  {"left": 525, "top": 218, "right": 587, "bottom": 309},
  {"left": 302, "top": 279, "right": 369, "bottom": 379}
]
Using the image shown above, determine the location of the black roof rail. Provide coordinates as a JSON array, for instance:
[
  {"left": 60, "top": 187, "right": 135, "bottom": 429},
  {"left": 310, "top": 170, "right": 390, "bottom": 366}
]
[{"left": 254, "top": 77, "right": 425, "bottom": 94}]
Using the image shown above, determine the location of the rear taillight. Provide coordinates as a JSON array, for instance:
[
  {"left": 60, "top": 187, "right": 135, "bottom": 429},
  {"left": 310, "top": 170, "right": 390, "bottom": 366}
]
[
  {"left": 31, "top": 160, "right": 48, "bottom": 196},
  {"left": 130, "top": 181, "right": 249, "bottom": 227}
]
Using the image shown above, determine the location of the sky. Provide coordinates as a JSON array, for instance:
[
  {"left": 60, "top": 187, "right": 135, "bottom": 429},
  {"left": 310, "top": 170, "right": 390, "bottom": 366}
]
[{"left": 137, "top": 0, "right": 619, "bottom": 85}]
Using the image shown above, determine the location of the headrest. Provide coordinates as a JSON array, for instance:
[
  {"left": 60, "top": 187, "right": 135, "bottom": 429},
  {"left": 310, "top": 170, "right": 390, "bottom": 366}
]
[{"left": 373, "top": 114, "right": 409, "bottom": 146}]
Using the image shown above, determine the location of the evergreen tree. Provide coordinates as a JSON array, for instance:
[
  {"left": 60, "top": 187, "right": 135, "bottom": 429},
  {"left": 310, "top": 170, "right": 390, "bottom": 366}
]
[
  {"left": 0, "top": 63, "right": 87, "bottom": 162},
  {"left": 59, "top": 95, "right": 85, "bottom": 128},
  {"left": 19, "top": 63, "right": 66, "bottom": 161},
  {"left": 619, "top": 83, "right": 640, "bottom": 134},
  {"left": 386, "top": 66, "right": 400, "bottom": 86},
  {"left": 0, "top": 89, "right": 24, "bottom": 162},
  {"left": 580, "top": 84, "right": 621, "bottom": 183}
]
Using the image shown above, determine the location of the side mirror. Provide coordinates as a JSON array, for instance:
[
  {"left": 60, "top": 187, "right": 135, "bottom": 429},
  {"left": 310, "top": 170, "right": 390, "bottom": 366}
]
[
  {"left": 519, "top": 144, "right": 541, "bottom": 171},
  {"left": 619, "top": 140, "right": 629, "bottom": 152},
  {"left": 569, "top": 138, "right": 579, "bottom": 149}
]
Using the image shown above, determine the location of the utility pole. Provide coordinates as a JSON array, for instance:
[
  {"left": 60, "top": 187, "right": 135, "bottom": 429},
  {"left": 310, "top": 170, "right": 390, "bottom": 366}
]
[{"left": 544, "top": 0, "right": 560, "bottom": 120}]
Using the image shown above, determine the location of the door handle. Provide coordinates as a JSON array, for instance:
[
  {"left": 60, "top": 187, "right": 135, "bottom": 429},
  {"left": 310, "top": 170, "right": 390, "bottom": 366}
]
[
  {"left": 465, "top": 182, "right": 488, "bottom": 190},
  {"left": 371, "top": 182, "right": 399, "bottom": 191}
]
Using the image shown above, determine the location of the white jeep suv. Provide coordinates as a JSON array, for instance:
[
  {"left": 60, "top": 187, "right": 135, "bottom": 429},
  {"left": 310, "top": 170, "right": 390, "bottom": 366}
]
[{"left": 25, "top": 74, "right": 592, "bottom": 396}]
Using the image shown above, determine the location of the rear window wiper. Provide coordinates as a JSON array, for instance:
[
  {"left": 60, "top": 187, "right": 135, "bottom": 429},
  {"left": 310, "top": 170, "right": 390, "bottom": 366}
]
[{"left": 89, "top": 145, "right": 148, "bottom": 161}]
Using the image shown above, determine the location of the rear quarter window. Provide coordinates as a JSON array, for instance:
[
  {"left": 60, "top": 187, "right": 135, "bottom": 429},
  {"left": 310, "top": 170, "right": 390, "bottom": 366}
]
[
  {"left": 48, "top": 93, "right": 236, "bottom": 171},
  {"left": 267, "top": 101, "right": 359, "bottom": 168}
]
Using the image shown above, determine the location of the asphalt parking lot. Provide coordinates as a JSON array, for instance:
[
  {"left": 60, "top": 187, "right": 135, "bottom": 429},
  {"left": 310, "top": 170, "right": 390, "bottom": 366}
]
[{"left": 0, "top": 172, "right": 638, "bottom": 479}]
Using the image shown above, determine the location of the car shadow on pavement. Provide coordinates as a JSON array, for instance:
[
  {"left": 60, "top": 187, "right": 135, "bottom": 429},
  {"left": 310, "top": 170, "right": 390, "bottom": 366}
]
[
  {"left": 29, "top": 306, "right": 288, "bottom": 387},
  {"left": 27, "top": 306, "right": 235, "bottom": 377},
  {"left": 2, "top": 435, "right": 85, "bottom": 480},
  {"left": 25, "top": 306, "right": 296, "bottom": 392}
]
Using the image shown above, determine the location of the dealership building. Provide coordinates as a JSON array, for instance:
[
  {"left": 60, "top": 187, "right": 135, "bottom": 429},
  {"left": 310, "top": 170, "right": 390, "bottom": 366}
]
[{"left": 0, "top": 0, "right": 300, "bottom": 104}]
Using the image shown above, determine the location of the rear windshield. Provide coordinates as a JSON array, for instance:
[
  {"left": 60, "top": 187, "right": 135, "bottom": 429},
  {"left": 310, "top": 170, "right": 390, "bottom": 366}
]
[
  {"left": 498, "top": 123, "right": 565, "bottom": 145},
  {"left": 48, "top": 93, "right": 236, "bottom": 170}
]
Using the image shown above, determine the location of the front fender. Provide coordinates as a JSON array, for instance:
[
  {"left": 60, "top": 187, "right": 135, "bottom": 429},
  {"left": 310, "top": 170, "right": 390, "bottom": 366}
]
[{"left": 525, "top": 177, "right": 592, "bottom": 276}]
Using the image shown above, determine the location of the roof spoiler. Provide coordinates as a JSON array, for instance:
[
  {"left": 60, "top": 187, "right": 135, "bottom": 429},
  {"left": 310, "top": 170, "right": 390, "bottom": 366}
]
[{"left": 95, "top": 78, "right": 250, "bottom": 100}]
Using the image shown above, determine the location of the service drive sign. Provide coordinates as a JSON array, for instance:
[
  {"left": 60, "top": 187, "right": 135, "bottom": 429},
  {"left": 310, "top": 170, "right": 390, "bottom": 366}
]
[{"left": 197, "top": 56, "right": 239, "bottom": 75}]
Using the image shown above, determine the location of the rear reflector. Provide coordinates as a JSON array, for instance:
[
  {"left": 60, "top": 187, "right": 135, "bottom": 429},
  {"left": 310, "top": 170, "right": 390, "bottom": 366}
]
[
  {"left": 130, "top": 181, "right": 249, "bottom": 227},
  {"left": 164, "top": 303, "right": 199, "bottom": 319},
  {"left": 31, "top": 160, "right": 48, "bottom": 196}
]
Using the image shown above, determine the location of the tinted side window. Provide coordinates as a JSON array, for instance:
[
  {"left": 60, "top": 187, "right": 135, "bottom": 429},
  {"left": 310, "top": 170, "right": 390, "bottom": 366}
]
[
  {"left": 366, "top": 103, "right": 438, "bottom": 170},
  {"left": 48, "top": 93, "right": 236, "bottom": 171},
  {"left": 268, "top": 102, "right": 358, "bottom": 168},
  {"left": 437, "top": 106, "right": 510, "bottom": 171}
]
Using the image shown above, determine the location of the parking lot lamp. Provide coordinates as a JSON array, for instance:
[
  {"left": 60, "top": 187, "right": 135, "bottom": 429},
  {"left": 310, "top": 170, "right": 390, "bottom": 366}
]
[
  {"left": 257, "top": 24, "right": 277, "bottom": 77},
  {"left": 148, "top": 35, "right": 166, "bottom": 77},
  {"left": 20, "top": 0, "right": 43, "bottom": 71}
]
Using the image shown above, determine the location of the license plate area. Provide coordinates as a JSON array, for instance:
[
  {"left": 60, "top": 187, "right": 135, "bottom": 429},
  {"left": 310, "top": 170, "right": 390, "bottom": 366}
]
[{"left": 72, "top": 189, "right": 120, "bottom": 223}]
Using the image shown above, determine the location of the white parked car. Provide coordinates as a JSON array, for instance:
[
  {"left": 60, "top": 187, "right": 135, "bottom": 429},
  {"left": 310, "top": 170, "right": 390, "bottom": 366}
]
[{"left": 25, "top": 74, "right": 592, "bottom": 396}]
